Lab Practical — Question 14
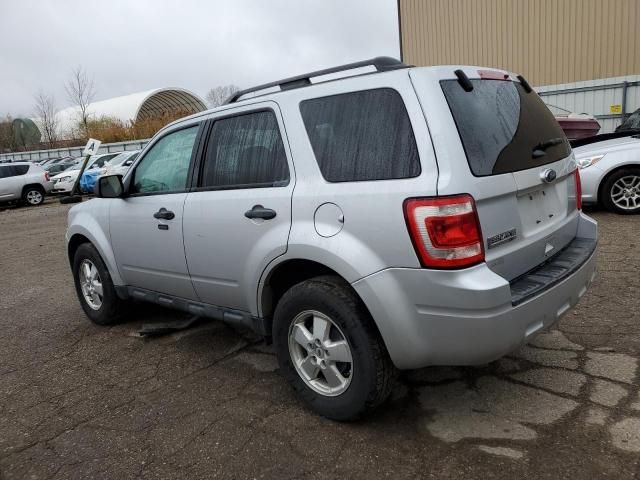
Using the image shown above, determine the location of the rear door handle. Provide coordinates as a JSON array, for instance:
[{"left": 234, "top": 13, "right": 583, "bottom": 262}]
[
  {"left": 244, "top": 205, "right": 277, "bottom": 220},
  {"left": 153, "top": 208, "right": 175, "bottom": 220}
]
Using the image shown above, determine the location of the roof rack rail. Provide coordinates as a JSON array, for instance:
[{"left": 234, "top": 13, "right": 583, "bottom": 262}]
[{"left": 226, "top": 56, "right": 409, "bottom": 104}]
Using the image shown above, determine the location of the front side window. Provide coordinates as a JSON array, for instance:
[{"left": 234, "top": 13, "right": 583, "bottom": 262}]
[
  {"left": 300, "top": 88, "right": 421, "bottom": 182},
  {"left": 132, "top": 126, "right": 199, "bottom": 194},
  {"left": 200, "top": 111, "right": 289, "bottom": 189}
]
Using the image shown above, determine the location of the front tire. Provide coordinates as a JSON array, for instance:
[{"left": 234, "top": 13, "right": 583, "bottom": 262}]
[
  {"left": 601, "top": 168, "right": 640, "bottom": 214},
  {"left": 72, "top": 243, "right": 126, "bottom": 325},
  {"left": 273, "top": 275, "right": 395, "bottom": 421}
]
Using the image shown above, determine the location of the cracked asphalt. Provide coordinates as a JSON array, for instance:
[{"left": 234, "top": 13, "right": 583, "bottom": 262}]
[{"left": 0, "top": 200, "right": 639, "bottom": 479}]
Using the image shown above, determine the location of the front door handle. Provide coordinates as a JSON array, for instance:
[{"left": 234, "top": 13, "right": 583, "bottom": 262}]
[
  {"left": 244, "top": 205, "right": 277, "bottom": 220},
  {"left": 153, "top": 208, "right": 175, "bottom": 220}
]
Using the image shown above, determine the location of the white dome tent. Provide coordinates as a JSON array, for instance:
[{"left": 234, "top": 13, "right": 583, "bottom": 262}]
[{"left": 56, "top": 87, "right": 207, "bottom": 137}]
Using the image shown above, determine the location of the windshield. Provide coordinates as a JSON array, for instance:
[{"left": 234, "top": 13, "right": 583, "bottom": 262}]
[
  {"left": 108, "top": 154, "right": 129, "bottom": 166},
  {"left": 441, "top": 79, "right": 571, "bottom": 176},
  {"left": 617, "top": 109, "right": 640, "bottom": 131},
  {"left": 109, "top": 152, "right": 138, "bottom": 166},
  {"left": 63, "top": 161, "right": 82, "bottom": 172}
]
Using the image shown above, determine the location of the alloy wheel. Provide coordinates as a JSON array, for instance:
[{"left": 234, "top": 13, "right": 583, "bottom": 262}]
[
  {"left": 79, "top": 259, "right": 103, "bottom": 310},
  {"left": 288, "top": 310, "right": 353, "bottom": 396},
  {"left": 610, "top": 175, "right": 640, "bottom": 210},
  {"left": 26, "top": 190, "right": 43, "bottom": 205}
]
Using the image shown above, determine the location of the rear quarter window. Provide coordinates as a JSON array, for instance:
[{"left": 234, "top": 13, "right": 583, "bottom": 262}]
[{"left": 300, "top": 88, "right": 420, "bottom": 182}]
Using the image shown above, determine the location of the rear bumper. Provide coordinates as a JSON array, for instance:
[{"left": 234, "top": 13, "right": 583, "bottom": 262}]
[{"left": 352, "top": 212, "right": 597, "bottom": 370}]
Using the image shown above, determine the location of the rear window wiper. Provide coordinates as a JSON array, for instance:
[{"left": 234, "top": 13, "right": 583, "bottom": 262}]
[{"left": 532, "top": 137, "right": 565, "bottom": 158}]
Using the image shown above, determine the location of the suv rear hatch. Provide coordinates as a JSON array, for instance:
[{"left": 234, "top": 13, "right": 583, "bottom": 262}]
[{"left": 410, "top": 68, "right": 581, "bottom": 281}]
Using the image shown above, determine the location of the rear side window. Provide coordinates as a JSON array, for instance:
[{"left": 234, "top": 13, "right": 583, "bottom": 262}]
[
  {"left": 300, "top": 88, "right": 420, "bottom": 182},
  {"left": 441, "top": 79, "right": 571, "bottom": 176},
  {"left": 0, "top": 165, "right": 29, "bottom": 177},
  {"left": 200, "top": 110, "right": 289, "bottom": 189}
]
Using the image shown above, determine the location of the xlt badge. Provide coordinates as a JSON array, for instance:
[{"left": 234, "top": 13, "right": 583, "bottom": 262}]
[{"left": 487, "top": 228, "right": 517, "bottom": 249}]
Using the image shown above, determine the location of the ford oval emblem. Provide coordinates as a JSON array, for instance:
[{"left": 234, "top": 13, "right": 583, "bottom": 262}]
[{"left": 540, "top": 168, "right": 557, "bottom": 183}]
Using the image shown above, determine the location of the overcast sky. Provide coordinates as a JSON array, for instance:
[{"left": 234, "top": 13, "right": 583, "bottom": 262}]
[{"left": 0, "top": 0, "right": 399, "bottom": 117}]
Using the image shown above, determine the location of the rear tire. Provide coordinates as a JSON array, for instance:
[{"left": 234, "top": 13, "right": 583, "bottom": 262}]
[
  {"left": 273, "top": 275, "right": 395, "bottom": 421},
  {"left": 72, "top": 243, "right": 126, "bottom": 325},
  {"left": 22, "top": 185, "right": 45, "bottom": 206},
  {"left": 601, "top": 168, "right": 640, "bottom": 214}
]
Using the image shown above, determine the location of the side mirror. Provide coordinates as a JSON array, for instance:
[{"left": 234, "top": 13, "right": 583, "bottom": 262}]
[{"left": 96, "top": 175, "right": 124, "bottom": 198}]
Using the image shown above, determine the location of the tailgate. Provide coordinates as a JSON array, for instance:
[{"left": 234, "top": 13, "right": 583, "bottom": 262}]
[
  {"left": 476, "top": 159, "right": 580, "bottom": 281},
  {"left": 410, "top": 68, "right": 581, "bottom": 281}
]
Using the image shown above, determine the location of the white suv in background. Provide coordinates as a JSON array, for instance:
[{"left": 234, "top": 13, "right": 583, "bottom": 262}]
[{"left": 0, "top": 162, "right": 53, "bottom": 206}]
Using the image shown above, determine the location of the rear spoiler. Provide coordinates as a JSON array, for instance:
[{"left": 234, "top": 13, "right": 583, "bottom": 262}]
[{"left": 570, "top": 129, "right": 640, "bottom": 148}]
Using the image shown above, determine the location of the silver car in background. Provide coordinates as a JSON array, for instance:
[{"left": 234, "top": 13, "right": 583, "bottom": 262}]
[
  {"left": 0, "top": 162, "right": 53, "bottom": 206},
  {"left": 66, "top": 58, "right": 598, "bottom": 420},
  {"left": 574, "top": 133, "right": 640, "bottom": 214}
]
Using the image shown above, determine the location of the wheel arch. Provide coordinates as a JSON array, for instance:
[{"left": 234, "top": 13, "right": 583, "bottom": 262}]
[
  {"left": 259, "top": 259, "right": 340, "bottom": 319},
  {"left": 67, "top": 233, "right": 91, "bottom": 265},
  {"left": 258, "top": 256, "right": 383, "bottom": 329},
  {"left": 22, "top": 183, "right": 45, "bottom": 195},
  {"left": 66, "top": 222, "right": 124, "bottom": 285}
]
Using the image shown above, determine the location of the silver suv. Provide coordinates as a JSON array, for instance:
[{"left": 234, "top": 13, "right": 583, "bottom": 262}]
[
  {"left": 66, "top": 58, "right": 598, "bottom": 420},
  {"left": 0, "top": 162, "right": 53, "bottom": 206}
]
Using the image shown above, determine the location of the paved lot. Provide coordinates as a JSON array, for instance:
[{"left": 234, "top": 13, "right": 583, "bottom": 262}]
[{"left": 0, "top": 199, "right": 639, "bottom": 479}]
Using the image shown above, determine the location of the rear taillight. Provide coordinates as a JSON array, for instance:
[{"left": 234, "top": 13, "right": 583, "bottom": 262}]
[
  {"left": 44, "top": 172, "right": 50, "bottom": 181},
  {"left": 574, "top": 168, "right": 582, "bottom": 210},
  {"left": 403, "top": 195, "right": 485, "bottom": 269}
]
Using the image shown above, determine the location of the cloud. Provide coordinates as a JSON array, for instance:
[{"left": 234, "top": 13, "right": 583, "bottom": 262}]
[{"left": 0, "top": 0, "right": 399, "bottom": 117}]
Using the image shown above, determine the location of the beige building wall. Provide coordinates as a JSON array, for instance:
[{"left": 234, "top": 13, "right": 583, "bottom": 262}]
[{"left": 398, "top": 0, "right": 640, "bottom": 85}]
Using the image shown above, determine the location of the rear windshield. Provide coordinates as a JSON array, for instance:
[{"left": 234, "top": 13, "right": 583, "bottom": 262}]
[
  {"left": 441, "top": 79, "right": 571, "bottom": 176},
  {"left": 618, "top": 108, "right": 640, "bottom": 131}
]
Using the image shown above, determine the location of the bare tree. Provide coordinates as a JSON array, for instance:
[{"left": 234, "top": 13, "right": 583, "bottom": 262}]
[
  {"left": 33, "top": 90, "right": 59, "bottom": 147},
  {"left": 65, "top": 66, "right": 96, "bottom": 137},
  {"left": 205, "top": 84, "right": 240, "bottom": 108},
  {"left": 0, "top": 115, "right": 16, "bottom": 152}
]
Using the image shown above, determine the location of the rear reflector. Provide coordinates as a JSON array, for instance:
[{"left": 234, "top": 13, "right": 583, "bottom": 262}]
[
  {"left": 404, "top": 195, "right": 485, "bottom": 269},
  {"left": 574, "top": 168, "right": 582, "bottom": 210}
]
